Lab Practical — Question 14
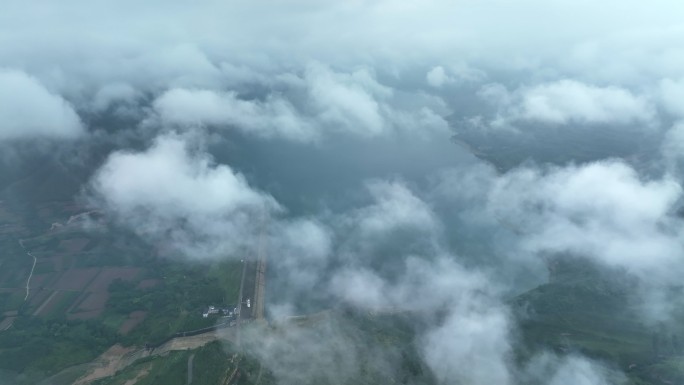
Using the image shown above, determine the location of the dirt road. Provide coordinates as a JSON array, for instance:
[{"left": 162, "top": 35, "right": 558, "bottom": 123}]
[{"left": 187, "top": 353, "right": 195, "bottom": 385}]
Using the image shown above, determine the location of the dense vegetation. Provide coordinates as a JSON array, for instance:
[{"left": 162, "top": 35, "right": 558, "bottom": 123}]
[
  {"left": 0, "top": 317, "right": 116, "bottom": 376},
  {"left": 0, "top": 195, "right": 242, "bottom": 383},
  {"left": 0, "top": 254, "right": 242, "bottom": 381},
  {"left": 106, "top": 260, "right": 239, "bottom": 346}
]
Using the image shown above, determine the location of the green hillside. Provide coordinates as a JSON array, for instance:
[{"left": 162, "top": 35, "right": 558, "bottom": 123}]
[{"left": 514, "top": 258, "right": 684, "bottom": 384}]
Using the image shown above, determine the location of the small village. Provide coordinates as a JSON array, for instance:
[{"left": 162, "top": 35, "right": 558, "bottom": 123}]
[{"left": 201, "top": 303, "right": 242, "bottom": 320}]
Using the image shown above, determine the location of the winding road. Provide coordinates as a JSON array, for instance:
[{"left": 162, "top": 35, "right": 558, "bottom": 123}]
[
  {"left": 24, "top": 252, "right": 36, "bottom": 301},
  {"left": 19, "top": 240, "right": 37, "bottom": 301}
]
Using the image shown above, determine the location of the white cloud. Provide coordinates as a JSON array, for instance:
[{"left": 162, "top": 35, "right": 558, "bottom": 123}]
[
  {"left": 485, "top": 80, "right": 655, "bottom": 128},
  {"left": 353, "top": 180, "right": 438, "bottom": 236},
  {"left": 1, "top": 1, "right": 679, "bottom": 145},
  {"left": 268, "top": 218, "right": 333, "bottom": 296},
  {"left": 152, "top": 64, "right": 449, "bottom": 141},
  {"left": 329, "top": 257, "right": 513, "bottom": 385},
  {"left": 488, "top": 161, "right": 684, "bottom": 278},
  {"left": 5, "top": 1, "right": 681, "bottom": 383},
  {"left": 90, "top": 134, "right": 279, "bottom": 258},
  {"left": 0, "top": 69, "right": 83, "bottom": 140},
  {"left": 427, "top": 64, "right": 485, "bottom": 88},
  {"left": 2, "top": 1, "right": 683, "bottom": 89},
  {"left": 427, "top": 66, "right": 450, "bottom": 88},
  {"left": 329, "top": 269, "right": 387, "bottom": 309},
  {"left": 660, "top": 78, "right": 684, "bottom": 118},
  {"left": 525, "top": 354, "right": 625, "bottom": 385},
  {"left": 91, "top": 83, "right": 142, "bottom": 113},
  {"left": 94, "top": 135, "right": 273, "bottom": 214},
  {"left": 306, "top": 64, "right": 389, "bottom": 137},
  {"left": 478, "top": 83, "right": 512, "bottom": 107},
  {"left": 241, "top": 311, "right": 399, "bottom": 385},
  {"left": 520, "top": 80, "right": 654, "bottom": 125},
  {"left": 153, "top": 88, "right": 317, "bottom": 141},
  {"left": 422, "top": 301, "right": 511, "bottom": 385}
]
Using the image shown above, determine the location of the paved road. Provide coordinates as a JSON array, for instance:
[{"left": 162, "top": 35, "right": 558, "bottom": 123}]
[
  {"left": 253, "top": 250, "right": 266, "bottom": 320},
  {"left": 236, "top": 259, "right": 247, "bottom": 347}
]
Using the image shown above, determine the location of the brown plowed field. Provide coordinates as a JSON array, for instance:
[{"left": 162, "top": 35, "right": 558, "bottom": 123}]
[
  {"left": 85, "top": 268, "right": 141, "bottom": 292},
  {"left": 78, "top": 291, "right": 110, "bottom": 312},
  {"left": 30, "top": 272, "right": 58, "bottom": 289},
  {"left": 34, "top": 290, "right": 63, "bottom": 316},
  {"left": 53, "top": 268, "right": 100, "bottom": 291},
  {"left": 46, "top": 255, "right": 65, "bottom": 271},
  {"left": 63, "top": 267, "right": 142, "bottom": 320}
]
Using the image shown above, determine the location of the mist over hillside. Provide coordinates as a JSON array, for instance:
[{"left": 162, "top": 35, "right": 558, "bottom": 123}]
[{"left": 2, "top": 1, "right": 684, "bottom": 384}]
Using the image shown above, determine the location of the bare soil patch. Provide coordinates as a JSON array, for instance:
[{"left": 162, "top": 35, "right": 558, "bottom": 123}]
[
  {"left": 73, "top": 344, "right": 136, "bottom": 385},
  {"left": 123, "top": 366, "right": 151, "bottom": 385},
  {"left": 60, "top": 330, "right": 234, "bottom": 384},
  {"left": 59, "top": 267, "right": 143, "bottom": 320},
  {"left": 119, "top": 311, "right": 148, "bottom": 335},
  {"left": 155, "top": 331, "right": 221, "bottom": 354},
  {"left": 77, "top": 291, "right": 110, "bottom": 312}
]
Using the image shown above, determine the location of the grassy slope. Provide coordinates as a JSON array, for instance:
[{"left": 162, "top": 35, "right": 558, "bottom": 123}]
[{"left": 514, "top": 259, "right": 684, "bottom": 384}]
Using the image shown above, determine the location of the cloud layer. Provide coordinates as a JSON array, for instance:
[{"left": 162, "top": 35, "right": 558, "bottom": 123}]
[
  {"left": 3, "top": 1, "right": 683, "bottom": 384},
  {"left": 151, "top": 64, "right": 449, "bottom": 142},
  {"left": 2, "top": 0, "right": 684, "bottom": 143},
  {"left": 488, "top": 161, "right": 684, "bottom": 278},
  {"left": 481, "top": 80, "right": 656, "bottom": 129},
  {"left": 0, "top": 70, "right": 83, "bottom": 141},
  {"left": 90, "top": 134, "right": 278, "bottom": 258}
]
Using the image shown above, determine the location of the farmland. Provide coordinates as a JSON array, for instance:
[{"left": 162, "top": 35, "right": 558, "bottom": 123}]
[{"left": 0, "top": 187, "right": 244, "bottom": 383}]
